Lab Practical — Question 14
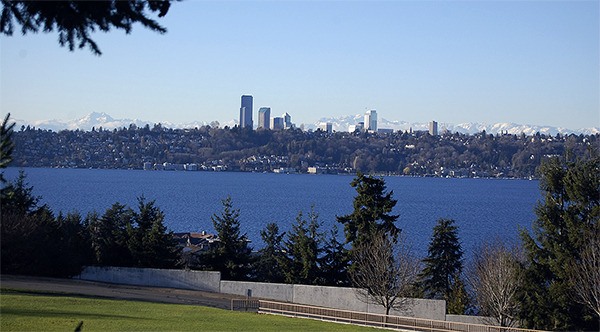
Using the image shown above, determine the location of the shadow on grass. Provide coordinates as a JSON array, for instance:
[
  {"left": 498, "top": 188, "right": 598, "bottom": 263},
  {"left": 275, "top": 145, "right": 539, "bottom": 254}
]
[{"left": 0, "top": 307, "right": 148, "bottom": 321}]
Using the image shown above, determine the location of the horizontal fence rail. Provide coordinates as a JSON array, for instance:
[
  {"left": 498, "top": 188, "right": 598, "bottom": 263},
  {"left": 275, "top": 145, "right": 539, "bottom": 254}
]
[{"left": 258, "top": 300, "right": 545, "bottom": 332}]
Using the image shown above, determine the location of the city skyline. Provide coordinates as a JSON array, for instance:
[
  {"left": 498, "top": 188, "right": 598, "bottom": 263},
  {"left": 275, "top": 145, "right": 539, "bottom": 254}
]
[{"left": 1, "top": 1, "right": 598, "bottom": 129}]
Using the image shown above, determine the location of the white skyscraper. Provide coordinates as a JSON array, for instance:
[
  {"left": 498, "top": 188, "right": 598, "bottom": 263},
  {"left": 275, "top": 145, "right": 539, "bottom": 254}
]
[
  {"left": 429, "top": 120, "right": 438, "bottom": 136},
  {"left": 364, "top": 110, "right": 377, "bottom": 132},
  {"left": 258, "top": 107, "right": 271, "bottom": 129}
]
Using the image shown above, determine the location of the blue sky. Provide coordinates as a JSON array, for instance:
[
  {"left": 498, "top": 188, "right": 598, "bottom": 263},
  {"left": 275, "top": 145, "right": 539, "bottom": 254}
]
[{"left": 1, "top": 1, "right": 598, "bottom": 129}]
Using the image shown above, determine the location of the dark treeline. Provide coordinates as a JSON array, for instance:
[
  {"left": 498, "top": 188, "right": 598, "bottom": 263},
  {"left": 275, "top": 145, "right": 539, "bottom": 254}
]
[{"left": 11, "top": 124, "right": 599, "bottom": 177}]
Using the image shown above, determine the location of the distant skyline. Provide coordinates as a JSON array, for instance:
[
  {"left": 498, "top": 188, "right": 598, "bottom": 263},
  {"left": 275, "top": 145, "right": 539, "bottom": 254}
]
[{"left": 1, "top": 1, "right": 598, "bottom": 129}]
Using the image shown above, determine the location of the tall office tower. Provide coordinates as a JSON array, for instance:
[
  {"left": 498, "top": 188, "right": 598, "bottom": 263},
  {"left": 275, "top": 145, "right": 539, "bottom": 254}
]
[
  {"left": 364, "top": 110, "right": 377, "bottom": 132},
  {"left": 271, "top": 117, "right": 284, "bottom": 130},
  {"left": 258, "top": 107, "right": 271, "bottom": 129},
  {"left": 283, "top": 112, "right": 292, "bottom": 129},
  {"left": 240, "top": 95, "right": 253, "bottom": 129},
  {"left": 429, "top": 120, "right": 438, "bottom": 136}
]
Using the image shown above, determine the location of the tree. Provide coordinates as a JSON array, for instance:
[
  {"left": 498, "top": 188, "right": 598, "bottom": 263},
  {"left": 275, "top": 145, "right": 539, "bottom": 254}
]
[
  {"left": 0, "top": 113, "right": 15, "bottom": 185},
  {"left": 567, "top": 226, "right": 600, "bottom": 323},
  {"left": 349, "top": 230, "right": 420, "bottom": 316},
  {"left": 279, "top": 207, "right": 323, "bottom": 285},
  {"left": 520, "top": 156, "right": 599, "bottom": 330},
  {"left": 419, "top": 218, "right": 464, "bottom": 305},
  {"left": 1, "top": 172, "right": 89, "bottom": 277},
  {"left": 128, "top": 196, "right": 178, "bottom": 268},
  {"left": 204, "top": 196, "right": 252, "bottom": 280},
  {"left": 320, "top": 224, "right": 350, "bottom": 286},
  {"left": 468, "top": 239, "right": 523, "bottom": 327},
  {"left": 87, "top": 203, "right": 134, "bottom": 266},
  {"left": 253, "top": 222, "right": 285, "bottom": 283},
  {"left": 1, "top": 0, "right": 174, "bottom": 55},
  {"left": 337, "top": 172, "right": 400, "bottom": 251}
]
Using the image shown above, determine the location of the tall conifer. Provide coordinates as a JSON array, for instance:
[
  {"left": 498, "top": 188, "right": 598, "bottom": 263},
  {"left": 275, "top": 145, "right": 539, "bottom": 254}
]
[{"left": 419, "top": 218, "right": 464, "bottom": 303}]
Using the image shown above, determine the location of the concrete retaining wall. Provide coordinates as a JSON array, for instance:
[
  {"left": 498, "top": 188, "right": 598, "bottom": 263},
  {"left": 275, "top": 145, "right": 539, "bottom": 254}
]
[
  {"left": 78, "top": 266, "right": 221, "bottom": 292},
  {"left": 220, "top": 281, "right": 293, "bottom": 302},
  {"left": 292, "top": 284, "right": 445, "bottom": 320},
  {"left": 76, "top": 267, "right": 444, "bottom": 320},
  {"left": 219, "top": 281, "right": 445, "bottom": 321},
  {"left": 446, "top": 314, "right": 495, "bottom": 325}
]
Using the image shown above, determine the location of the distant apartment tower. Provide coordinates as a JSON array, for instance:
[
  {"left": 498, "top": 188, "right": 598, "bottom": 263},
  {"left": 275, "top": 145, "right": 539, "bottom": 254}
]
[
  {"left": 258, "top": 107, "right": 271, "bottom": 129},
  {"left": 283, "top": 112, "right": 292, "bottom": 129},
  {"left": 364, "top": 110, "right": 377, "bottom": 132},
  {"left": 319, "top": 122, "right": 333, "bottom": 133},
  {"left": 349, "top": 122, "right": 365, "bottom": 133},
  {"left": 429, "top": 120, "right": 438, "bottom": 136},
  {"left": 240, "top": 95, "right": 253, "bottom": 129},
  {"left": 271, "top": 117, "right": 284, "bottom": 130}
]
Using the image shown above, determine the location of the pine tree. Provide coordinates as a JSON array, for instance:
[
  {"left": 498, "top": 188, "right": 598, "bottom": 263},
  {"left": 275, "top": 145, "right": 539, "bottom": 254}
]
[
  {"left": 279, "top": 207, "right": 323, "bottom": 285},
  {"left": 253, "top": 222, "right": 285, "bottom": 282},
  {"left": 336, "top": 172, "right": 400, "bottom": 250},
  {"left": 205, "top": 196, "right": 252, "bottom": 280},
  {"left": 1, "top": 1, "right": 174, "bottom": 55},
  {"left": 0, "top": 113, "right": 15, "bottom": 186},
  {"left": 519, "top": 156, "right": 599, "bottom": 330},
  {"left": 320, "top": 224, "right": 350, "bottom": 286},
  {"left": 419, "top": 218, "right": 464, "bottom": 303},
  {"left": 87, "top": 202, "right": 133, "bottom": 267}
]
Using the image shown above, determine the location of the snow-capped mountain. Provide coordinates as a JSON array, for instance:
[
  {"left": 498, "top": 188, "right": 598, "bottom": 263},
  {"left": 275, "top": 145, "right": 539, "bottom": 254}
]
[
  {"left": 15, "top": 112, "right": 210, "bottom": 132},
  {"left": 314, "top": 114, "right": 599, "bottom": 136},
  {"left": 13, "top": 112, "right": 599, "bottom": 136}
]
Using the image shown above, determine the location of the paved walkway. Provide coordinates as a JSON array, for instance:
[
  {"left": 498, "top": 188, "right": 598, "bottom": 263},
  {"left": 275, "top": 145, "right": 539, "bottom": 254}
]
[{"left": 1, "top": 274, "right": 241, "bottom": 310}]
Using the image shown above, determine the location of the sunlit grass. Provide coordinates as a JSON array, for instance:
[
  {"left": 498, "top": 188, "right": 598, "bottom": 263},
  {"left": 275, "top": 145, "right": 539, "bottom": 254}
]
[{"left": 0, "top": 289, "right": 380, "bottom": 331}]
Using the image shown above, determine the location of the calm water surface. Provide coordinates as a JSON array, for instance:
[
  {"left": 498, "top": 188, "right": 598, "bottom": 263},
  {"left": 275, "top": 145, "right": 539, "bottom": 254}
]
[{"left": 3, "top": 167, "right": 541, "bottom": 259}]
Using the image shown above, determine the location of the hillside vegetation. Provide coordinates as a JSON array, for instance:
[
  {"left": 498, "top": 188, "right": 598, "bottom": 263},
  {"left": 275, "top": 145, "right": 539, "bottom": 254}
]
[{"left": 12, "top": 124, "right": 599, "bottom": 178}]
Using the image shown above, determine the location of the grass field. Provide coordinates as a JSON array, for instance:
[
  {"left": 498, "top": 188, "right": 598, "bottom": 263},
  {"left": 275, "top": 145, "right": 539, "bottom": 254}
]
[{"left": 0, "top": 289, "right": 380, "bottom": 331}]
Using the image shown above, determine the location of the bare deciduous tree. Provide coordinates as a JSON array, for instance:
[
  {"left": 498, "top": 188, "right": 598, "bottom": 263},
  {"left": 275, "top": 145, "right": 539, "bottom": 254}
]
[
  {"left": 349, "top": 231, "right": 420, "bottom": 316},
  {"left": 467, "top": 240, "right": 523, "bottom": 327},
  {"left": 568, "top": 228, "right": 600, "bottom": 320}
]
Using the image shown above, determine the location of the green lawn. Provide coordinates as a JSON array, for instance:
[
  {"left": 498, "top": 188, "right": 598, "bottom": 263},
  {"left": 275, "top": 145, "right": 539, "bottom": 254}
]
[{"left": 0, "top": 289, "right": 380, "bottom": 331}]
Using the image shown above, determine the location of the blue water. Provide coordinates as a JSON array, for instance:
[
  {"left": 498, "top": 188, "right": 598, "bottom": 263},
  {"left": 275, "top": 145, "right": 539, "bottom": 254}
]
[{"left": 2, "top": 168, "right": 541, "bottom": 259}]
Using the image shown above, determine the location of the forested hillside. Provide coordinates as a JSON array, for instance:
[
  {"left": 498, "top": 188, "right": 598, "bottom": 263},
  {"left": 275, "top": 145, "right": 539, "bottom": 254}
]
[{"left": 12, "top": 124, "right": 598, "bottom": 178}]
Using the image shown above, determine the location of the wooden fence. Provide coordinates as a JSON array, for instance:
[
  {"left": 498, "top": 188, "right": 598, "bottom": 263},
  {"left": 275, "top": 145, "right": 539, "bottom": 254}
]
[{"left": 258, "top": 300, "right": 545, "bottom": 332}]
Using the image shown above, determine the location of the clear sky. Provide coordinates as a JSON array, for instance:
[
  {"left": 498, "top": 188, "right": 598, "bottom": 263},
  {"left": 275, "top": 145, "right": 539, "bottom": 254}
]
[{"left": 1, "top": 0, "right": 599, "bottom": 129}]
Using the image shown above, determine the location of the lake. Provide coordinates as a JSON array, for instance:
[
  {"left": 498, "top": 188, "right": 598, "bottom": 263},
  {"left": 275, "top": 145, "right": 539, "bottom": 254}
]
[{"left": 3, "top": 167, "right": 541, "bottom": 259}]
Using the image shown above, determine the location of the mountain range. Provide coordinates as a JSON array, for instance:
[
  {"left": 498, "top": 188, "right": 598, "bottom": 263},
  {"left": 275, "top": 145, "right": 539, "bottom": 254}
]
[{"left": 14, "top": 112, "right": 599, "bottom": 136}]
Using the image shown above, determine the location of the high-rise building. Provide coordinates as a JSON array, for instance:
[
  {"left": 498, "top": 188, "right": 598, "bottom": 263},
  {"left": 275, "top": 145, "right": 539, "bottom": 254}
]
[
  {"left": 271, "top": 117, "right": 284, "bottom": 130},
  {"left": 283, "top": 113, "right": 292, "bottom": 129},
  {"left": 364, "top": 110, "right": 377, "bottom": 132},
  {"left": 240, "top": 95, "right": 253, "bottom": 129},
  {"left": 429, "top": 120, "right": 438, "bottom": 136},
  {"left": 258, "top": 107, "right": 271, "bottom": 129},
  {"left": 319, "top": 122, "right": 333, "bottom": 133}
]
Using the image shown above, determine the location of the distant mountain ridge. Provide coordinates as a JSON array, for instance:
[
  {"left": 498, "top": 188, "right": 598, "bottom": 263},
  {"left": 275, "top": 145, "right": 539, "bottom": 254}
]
[{"left": 14, "top": 112, "right": 599, "bottom": 136}]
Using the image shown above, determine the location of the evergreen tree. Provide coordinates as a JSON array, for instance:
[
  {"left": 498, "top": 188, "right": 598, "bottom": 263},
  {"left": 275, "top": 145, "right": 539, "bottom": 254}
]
[
  {"left": 1, "top": 172, "right": 89, "bottom": 277},
  {"left": 0, "top": 113, "right": 15, "bottom": 186},
  {"left": 253, "top": 222, "right": 285, "bottom": 282},
  {"left": 126, "top": 196, "right": 178, "bottom": 268},
  {"left": 279, "top": 207, "right": 323, "bottom": 285},
  {"left": 1, "top": 1, "right": 174, "bottom": 55},
  {"left": 320, "top": 224, "right": 350, "bottom": 286},
  {"left": 336, "top": 172, "right": 400, "bottom": 250},
  {"left": 519, "top": 156, "right": 599, "bottom": 331},
  {"left": 205, "top": 196, "right": 252, "bottom": 280},
  {"left": 446, "top": 273, "right": 471, "bottom": 315},
  {"left": 419, "top": 218, "right": 464, "bottom": 304},
  {"left": 87, "top": 203, "right": 133, "bottom": 266}
]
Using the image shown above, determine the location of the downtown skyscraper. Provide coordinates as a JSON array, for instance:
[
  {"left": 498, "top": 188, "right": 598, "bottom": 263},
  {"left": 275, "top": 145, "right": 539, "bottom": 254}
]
[
  {"left": 240, "top": 95, "right": 253, "bottom": 129},
  {"left": 258, "top": 107, "right": 271, "bottom": 129},
  {"left": 364, "top": 110, "right": 377, "bottom": 132}
]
